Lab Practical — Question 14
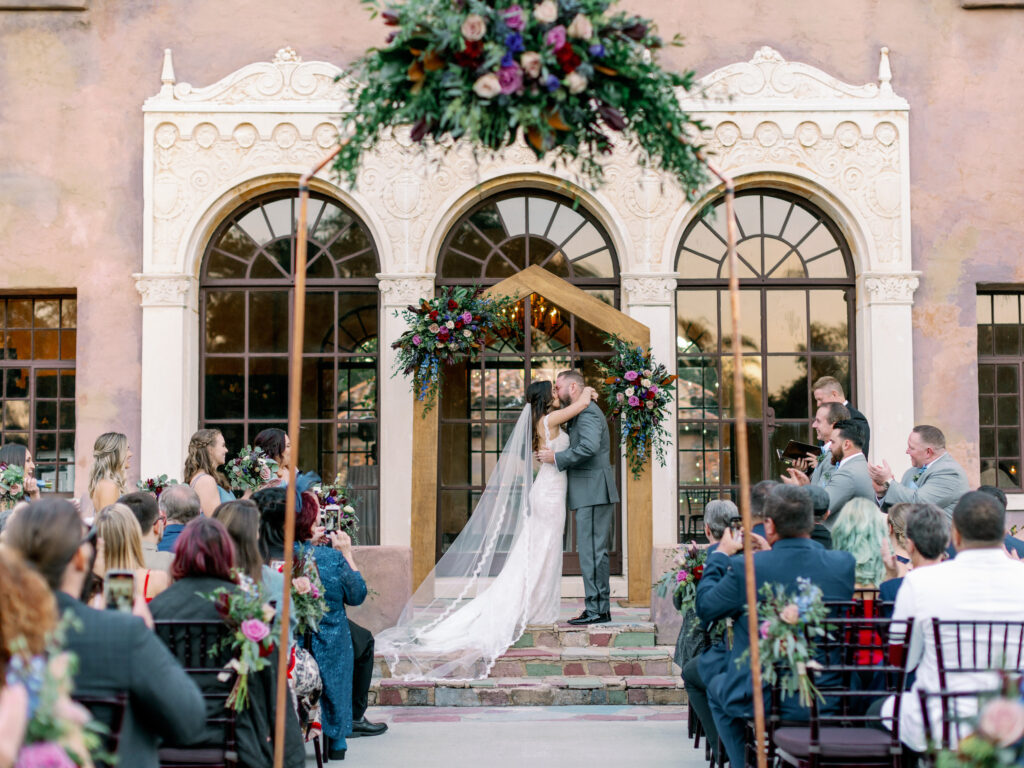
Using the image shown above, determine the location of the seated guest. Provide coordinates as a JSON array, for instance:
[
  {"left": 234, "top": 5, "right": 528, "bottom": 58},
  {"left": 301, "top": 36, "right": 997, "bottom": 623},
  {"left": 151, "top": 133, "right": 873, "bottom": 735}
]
[
  {"left": 880, "top": 492, "right": 1024, "bottom": 755},
  {"left": 807, "top": 485, "right": 833, "bottom": 549},
  {"left": 869, "top": 425, "right": 970, "bottom": 518},
  {"left": 879, "top": 503, "right": 948, "bottom": 609},
  {"left": 118, "top": 491, "right": 173, "bottom": 572},
  {"left": 831, "top": 498, "right": 888, "bottom": 589},
  {"left": 749, "top": 479, "right": 779, "bottom": 538},
  {"left": 95, "top": 503, "right": 169, "bottom": 603},
  {"left": 157, "top": 484, "right": 202, "bottom": 553},
  {"left": 148, "top": 517, "right": 306, "bottom": 768},
  {"left": 976, "top": 485, "right": 1024, "bottom": 558},
  {"left": 679, "top": 498, "right": 736, "bottom": 765},
  {"left": 881, "top": 502, "right": 913, "bottom": 579},
  {"left": 5, "top": 499, "right": 205, "bottom": 768},
  {"left": 812, "top": 375, "right": 870, "bottom": 457},
  {"left": 698, "top": 486, "right": 855, "bottom": 768}
]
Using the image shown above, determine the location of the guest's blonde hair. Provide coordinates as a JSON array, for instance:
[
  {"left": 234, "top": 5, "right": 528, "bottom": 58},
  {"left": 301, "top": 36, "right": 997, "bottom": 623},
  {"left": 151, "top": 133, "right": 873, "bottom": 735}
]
[
  {"left": 184, "top": 429, "right": 229, "bottom": 490},
  {"left": 887, "top": 503, "right": 911, "bottom": 550},
  {"left": 96, "top": 503, "right": 145, "bottom": 571},
  {"left": 88, "top": 432, "right": 129, "bottom": 499}
]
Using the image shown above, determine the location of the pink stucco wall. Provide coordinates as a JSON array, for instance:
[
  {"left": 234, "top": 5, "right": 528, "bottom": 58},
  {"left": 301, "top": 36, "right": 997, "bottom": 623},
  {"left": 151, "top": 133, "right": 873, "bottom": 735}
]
[{"left": 1, "top": 1, "right": 1022, "bottom": 493}]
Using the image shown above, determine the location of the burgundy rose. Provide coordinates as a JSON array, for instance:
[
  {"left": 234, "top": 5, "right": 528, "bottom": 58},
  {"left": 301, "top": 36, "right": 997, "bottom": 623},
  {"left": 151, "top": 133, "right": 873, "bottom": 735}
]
[
  {"left": 381, "top": 9, "right": 400, "bottom": 25},
  {"left": 597, "top": 103, "right": 626, "bottom": 131},
  {"left": 692, "top": 564, "right": 704, "bottom": 581},
  {"left": 555, "top": 44, "right": 581, "bottom": 73},
  {"left": 447, "top": 299, "right": 458, "bottom": 310},
  {"left": 410, "top": 117, "right": 430, "bottom": 143},
  {"left": 429, "top": 309, "right": 439, "bottom": 320},
  {"left": 622, "top": 20, "right": 648, "bottom": 40},
  {"left": 453, "top": 40, "right": 484, "bottom": 68}
]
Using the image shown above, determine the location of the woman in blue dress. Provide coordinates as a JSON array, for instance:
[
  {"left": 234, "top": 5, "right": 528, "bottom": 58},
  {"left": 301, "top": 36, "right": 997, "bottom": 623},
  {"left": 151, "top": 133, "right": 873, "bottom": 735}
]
[
  {"left": 254, "top": 486, "right": 366, "bottom": 761},
  {"left": 184, "top": 428, "right": 236, "bottom": 516}
]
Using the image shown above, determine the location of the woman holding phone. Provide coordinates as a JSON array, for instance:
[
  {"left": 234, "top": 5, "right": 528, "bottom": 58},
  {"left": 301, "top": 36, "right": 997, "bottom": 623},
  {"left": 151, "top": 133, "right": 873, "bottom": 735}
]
[{"left": 94, "top": 503, "right": 169, "bottom": 604}]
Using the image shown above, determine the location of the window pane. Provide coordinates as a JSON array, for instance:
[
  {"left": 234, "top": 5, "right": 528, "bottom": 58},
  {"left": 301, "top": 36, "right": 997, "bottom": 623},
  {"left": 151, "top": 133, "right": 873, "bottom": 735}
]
[
  {"left": 994, "top": 326, "right": 1020, "bottom": 356},
  {"left": 249, "top": 358, "right": 288, "bottom": 419},
  {"left": 677, "top": 357, "right": 719, "bottom": 416},
  {"left": 204, "top": 357, "right": 245, "bottom": 420},
  {"left": 766, "top": 291, "right": 807, "bottom": 353},
  {"left": 249, "top": 292, "right": 289, "bottom": 353},
  {"left": 5, "top": 368, "right": 29, "bottom": 398},
  {"left": 994, "top": 295, "right": 1019, "bottom": 324},
  {"left": 34, "top": 300, "right": 60, "bottom": 329},
  {"left": 35, "top": 401, "right": 56, "bottom": 430},
  {"left": 979, "top": 364, "right": 995, "bottom": 394},
  {"left": 998, "top": 428, "right": 1020, "bottom": 457},
  {"left": 977, "top": 294, "right": 993, "bottom": 324},
  {"left": 997, "top": 365, "right": 1018, "bottom": 394},
  {"left": 809, "top": 291, "right": 849, "bottom": 352},
  {"left": 35, "top": 370, "right": 58, "bottom": 399},
  {"left": 7, "top": 300, "right": 31, "bottom": 328},
  {"left": 767, "top": 356, "right": 808, "bottom": 419},
  {"left": 721, "top": 291, "right": 761, "bottom": 353},
  {"left": 998, "top": 396, "right": 1020, "bottom": 427},
  {"left": 978, "top": 325, "right": 994, "bottom": 357},
  {"left": 205, "top": 291, "right": 245, "bottom": 353},
  {"left": 980, "top": 396, "right": 995, "bottom": 426},
  {"left": 721, "top": 356, "right": 763, "bottom": 418},
  {"left": 34, "top": 330, "right": 58, "bottom": 360},
  {"left": 677, "top": 291, "right": 718, "bottom": 355}
]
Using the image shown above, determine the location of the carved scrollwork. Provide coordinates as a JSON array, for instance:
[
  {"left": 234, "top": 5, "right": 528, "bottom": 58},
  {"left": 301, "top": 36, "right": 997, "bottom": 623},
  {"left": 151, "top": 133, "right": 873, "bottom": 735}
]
[
  {"left": 861, "top": 272, "right": 920, "bottom": 305},
  {"left": 134, "top": 274, "right": 194, "bottom": 307},
  {"left": 377, "top": 275, "right": 435, "bottom": 306},
  {"left": 622, "top": 275, "right": 677, "bottom": 306}
]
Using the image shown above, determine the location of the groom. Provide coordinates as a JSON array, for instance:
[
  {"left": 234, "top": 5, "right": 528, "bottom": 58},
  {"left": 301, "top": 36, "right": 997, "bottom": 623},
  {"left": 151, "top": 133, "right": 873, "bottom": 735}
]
[{"left": 537, "top": 369, "right": 619, "bottom": 625}]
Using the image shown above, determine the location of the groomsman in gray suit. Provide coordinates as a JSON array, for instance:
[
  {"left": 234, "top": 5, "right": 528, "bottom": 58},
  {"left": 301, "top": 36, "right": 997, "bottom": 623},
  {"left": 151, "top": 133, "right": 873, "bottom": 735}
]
[
  {"left": 784, "top": 420, "right": 875, "bottom": 526},
  {"left": 812, "top": 375, "right": 871, "bottom": 458},
  {"left": 869, "top": 425, "right": 971, "bottom": 518},
  {"left": 793, "top": 401, "right": 851, "bottom": 485},
  {"left": 537, "top": 369, "right": 619, "bottom": 625}
]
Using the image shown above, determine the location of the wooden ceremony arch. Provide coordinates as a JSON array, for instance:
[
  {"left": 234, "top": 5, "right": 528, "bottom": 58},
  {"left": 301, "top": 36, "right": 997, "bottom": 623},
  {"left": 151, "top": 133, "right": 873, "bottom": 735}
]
[{"left": 409, "top": 264, "right": 653, "bottom": 606}]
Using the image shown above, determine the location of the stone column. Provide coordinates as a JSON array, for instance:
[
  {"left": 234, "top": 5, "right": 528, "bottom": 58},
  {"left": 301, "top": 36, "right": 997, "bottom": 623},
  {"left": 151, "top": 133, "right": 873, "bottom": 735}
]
[
  {"left": 858, "top": 271, "right": 920, "bottom": 473},
  {"left": 134, "top": 273, "right": 197, "bottom": 480},
  {"left": 377, "top": 274, "right": 435, "bottom": 547},
  {"left": 622, "top": 274, "right": 678, "bottom": 549}
]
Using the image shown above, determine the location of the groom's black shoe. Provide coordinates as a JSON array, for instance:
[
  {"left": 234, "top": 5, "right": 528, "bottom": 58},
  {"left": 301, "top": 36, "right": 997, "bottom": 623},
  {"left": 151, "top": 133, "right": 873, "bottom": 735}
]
[{"left": 567, "top": 611, "right": 611, "bottom": 625}]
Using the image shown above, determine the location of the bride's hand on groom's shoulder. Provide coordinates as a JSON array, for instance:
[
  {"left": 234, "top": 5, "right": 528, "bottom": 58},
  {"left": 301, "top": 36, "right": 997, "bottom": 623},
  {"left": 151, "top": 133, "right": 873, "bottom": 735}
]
[{"left": 583, "top": 386, "right": 599, "bottom": 402}]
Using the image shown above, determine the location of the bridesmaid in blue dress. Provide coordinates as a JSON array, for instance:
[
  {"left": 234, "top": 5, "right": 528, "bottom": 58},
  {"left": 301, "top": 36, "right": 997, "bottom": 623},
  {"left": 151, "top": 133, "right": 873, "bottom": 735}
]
[{"left": 185, "top": 428, "right": 236, "bottom": 516}]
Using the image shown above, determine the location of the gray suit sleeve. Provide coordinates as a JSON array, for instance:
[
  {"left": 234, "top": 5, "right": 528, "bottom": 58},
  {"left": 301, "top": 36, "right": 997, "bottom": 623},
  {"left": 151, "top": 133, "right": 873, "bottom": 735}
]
[
  {"left": 554, "top": 408, "right": 601, "bottom": 472},
  {"left": 883, "top": 466, "right": 962, "bottom": 508},
  {"left": 825, "top": 470, "right": 857, "bottom": 514}
]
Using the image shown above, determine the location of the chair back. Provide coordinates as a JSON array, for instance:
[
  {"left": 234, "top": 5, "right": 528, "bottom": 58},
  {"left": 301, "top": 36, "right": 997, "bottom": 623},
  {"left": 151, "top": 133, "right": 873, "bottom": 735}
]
[
  {"left": 154, "top": 620, "right": 239, "bottom": 767},
  {"left": 917, "top": 687, "right": 1000, "bottom": 752},
  {"left": 930, "top": 618, "right": 1024, "bottom": 688},
  {"left": 71, "top": 693, "right": 127, "bottom": 768}
]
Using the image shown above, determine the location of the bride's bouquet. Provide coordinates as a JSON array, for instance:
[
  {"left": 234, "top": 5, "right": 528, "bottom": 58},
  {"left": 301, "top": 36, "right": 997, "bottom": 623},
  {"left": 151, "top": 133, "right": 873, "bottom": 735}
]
[
  {"left": 0, "top": 461, "right": 26, "bottom": 509},
  {"left": 224, "top": 446, "right": 278, "bottom": 492}
]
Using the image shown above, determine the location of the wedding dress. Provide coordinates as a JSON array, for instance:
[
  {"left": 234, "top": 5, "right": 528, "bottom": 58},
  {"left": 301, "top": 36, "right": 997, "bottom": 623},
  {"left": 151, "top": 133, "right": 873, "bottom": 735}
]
[{"left": 375, "top": 407, "right": 567, "bottom": 680}]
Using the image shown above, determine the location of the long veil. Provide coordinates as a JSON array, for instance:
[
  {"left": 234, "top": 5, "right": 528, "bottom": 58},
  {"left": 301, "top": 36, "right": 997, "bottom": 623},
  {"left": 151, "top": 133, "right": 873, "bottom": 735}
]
[{"left": 376, "top": 405, "right": 535, "bottom": 680}]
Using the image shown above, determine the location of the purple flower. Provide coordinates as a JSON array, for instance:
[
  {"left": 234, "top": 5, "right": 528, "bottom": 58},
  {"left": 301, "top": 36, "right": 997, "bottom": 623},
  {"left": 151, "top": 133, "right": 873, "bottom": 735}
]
[
  {"left": 628, "top": 395, "right": 640, "bottom": 407},
  {"left": 588, "top": 43, "right": 606, "bottom": 57},
  {"left": 412, "top": 334, "right": 422, "bottom": 345},
  {"left": 759, "top": 620, "right": 771, "bottom": 639},
  {"left": 676, "top": 569, "right": 687, "bottom": 583},
  {"left": 545, "top": 74, "right": 561, "bottom": 92},
  {"left": 15, "top": 742, "right": 77, "bottom": 768},
  {"left": 624, "top": 370, "right": 639, "bottom": 381},
  {"left": 649, "top": 385, "right": 658, "bottom": 394},
  {"left": 501, "top": 51, "right": 515, "bottom": 68},
  {"left": 545, "top": 25, "right": 566, "bottom": 48},
  {"left": 461, "top": 311, "right": 473, "bottom": 324},
  {"left": 498, "top": 63, "right": 523, "bottom": 94},
  {"left": 505, "top": 31, "right": 525, "bottom": 54},
  {"left": 501, "top": 5, "right": 526, "bottom": 30},
  {"left": 241, "top": 618, "right": 270, "bottom": 643}
]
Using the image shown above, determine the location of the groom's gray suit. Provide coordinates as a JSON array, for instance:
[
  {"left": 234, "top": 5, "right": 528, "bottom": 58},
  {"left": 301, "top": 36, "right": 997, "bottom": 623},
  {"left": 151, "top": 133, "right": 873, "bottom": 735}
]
[{"left": 555, "top": 401, "right": 620, "bottom": 617}]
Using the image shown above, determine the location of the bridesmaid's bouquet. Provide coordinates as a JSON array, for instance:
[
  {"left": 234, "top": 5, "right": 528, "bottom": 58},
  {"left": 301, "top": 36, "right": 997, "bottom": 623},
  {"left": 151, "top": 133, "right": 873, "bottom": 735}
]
[
  {"left": 225, "top": 446, "right": 278, "bottom": 492},
  {"left": 136, "top": 474, "right": 179, "bottom": 497},
  {"left": 0, "top": 462, "right": 26, "bottom": 509}
]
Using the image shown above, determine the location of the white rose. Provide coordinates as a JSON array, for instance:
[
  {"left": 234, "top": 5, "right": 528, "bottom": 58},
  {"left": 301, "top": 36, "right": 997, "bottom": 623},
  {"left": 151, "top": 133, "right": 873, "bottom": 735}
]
[
  {"left": 625, "top": 386, "right": 634, "bottom": 397},
  {"left": 463, "top": 329, "right": 472, "bottom": 338},
  {"left": 446, "top": 320, "right": 455, "bottom": 329},
  {"left": 473, "top": 73, "right": 502, "bottom": 99},
  {"left": 533, "top": 0, "right": 558, "bottom": 24},
  {"left": 641, "top": 378, "right": 651, "bottom": 388},
  {"left": 565, "top": 71, "right": 587, "bottom": 94},
  {"left": 343, "top": 505, "right": 355, "bottom": 514},
  {"left": 461, "top": 13, "right": 487, "bottom": 42},
  {"left": 520, "top": 51, "right": 542, "bottom": 79},
  {"left": 645, "top": 400, "right": 654, "bottom": 409},
  {"left": 567, "top": 13, "right": 593, "bottom": 39},
  {"left": 643, "top": 369, "right": 652, "bottom": 377}
]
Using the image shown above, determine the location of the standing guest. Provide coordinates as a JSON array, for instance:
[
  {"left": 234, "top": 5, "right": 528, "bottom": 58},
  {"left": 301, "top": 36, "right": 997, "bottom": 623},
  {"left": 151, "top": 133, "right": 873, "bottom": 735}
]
[
  {"left": 806, "top": 485, "right": 833, "bottom": 549},
  {"left": 868, "top": 425, "right": 971, "bottom": 518},
  {"left": 812, "top": 375, "right": 870, "bottom": 457},
  {"left": 791, "top": 402, "right": 850, "bottom": 484},
  {"left": 975, "top": 485, "right": 1024, "bottom": 558},
  {"left": 184, "top": 429, "right": 234, "bottom": 517},
  {"left": 5, "top": 499, "right": 205, "bottom": 768},
  {"left": 118, "top": 491, "right": 173, "bottom": 572},
  {"left": 95, "top": 503, "right": 169, "bottom": 603},
  {"left": 254, "top": 428, "right": 290, "bottom": 486},
  {"left": 0, "top": 443, "right": 42, "bottom": 502},
  {"left": 878, "top": 492, "right": 1024, "bottom": 755},
  {"left": 253, "top": 487, "right": 369, "bottom": 760},
  {"left": 156, "top": 484, "right": 202, "bottom": 554},
  {"left": 88, "top": 432, "right": 131, "bottom": 513},
  {"left": 830, "top": 497, "right": 888, "bottom": 588},
  {"left": 879, "top": 503, "right": 948, "bottom": 608},
  {"left": 149, "top": 517, "right": 306, "bottom": 768},
  {"left": 699, "top": 486, "right": 855, "bottom": 768}
]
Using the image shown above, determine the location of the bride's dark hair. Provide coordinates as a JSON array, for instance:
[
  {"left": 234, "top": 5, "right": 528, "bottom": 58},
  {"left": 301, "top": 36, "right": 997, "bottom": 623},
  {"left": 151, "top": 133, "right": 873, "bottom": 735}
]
[{"left": 526, "top": 380, "right": 554, "bottom": 451}]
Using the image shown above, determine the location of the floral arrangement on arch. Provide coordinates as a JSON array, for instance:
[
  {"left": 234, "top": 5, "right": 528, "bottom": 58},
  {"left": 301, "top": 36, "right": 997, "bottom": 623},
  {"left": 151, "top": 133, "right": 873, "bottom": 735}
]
[
  {"left": 203, "top": 575, "right": 278, "bottom": 711},
  {"left": 740, "top": 577, "right": 829, "bottom": 708},
  {"left": 392, "top": 285, "right": 521, "bottom": 412},
  {"left": 312, "top": 476, "right": 360, "bottom": 543},
  {"left": 335, "top": 0, "right": 707, "bottom": 191},
  {"left": 225, "top": 446, "right": 278, "bottom": 493},
  {"left": 0, "top": 462, "right": 26, "bottom": 509},
  {"left": 595, "top": 334, "right": 676, "bottom": 479},
  {"left": 136, "top": 474, "right": 179, "bottom": 498}
]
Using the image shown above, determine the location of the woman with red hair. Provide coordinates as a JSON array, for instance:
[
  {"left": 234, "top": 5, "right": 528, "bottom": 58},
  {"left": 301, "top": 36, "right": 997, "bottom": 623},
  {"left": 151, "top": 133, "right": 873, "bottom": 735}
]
[{"left": 149, "top": 517, "right": 305, "bottom": 768}]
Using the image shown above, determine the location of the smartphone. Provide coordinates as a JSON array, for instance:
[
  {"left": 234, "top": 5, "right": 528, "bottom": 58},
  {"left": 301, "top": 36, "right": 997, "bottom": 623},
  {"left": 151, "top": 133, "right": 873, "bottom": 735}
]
[
  {"left": 322, "top": 504, "right": 340, "bottom": 534},
  {"left": 104, "top": 569, "right": 135, "bottom": 612},
  {"left": 729, "top": 516, "right": 744, "bottom": 539}
]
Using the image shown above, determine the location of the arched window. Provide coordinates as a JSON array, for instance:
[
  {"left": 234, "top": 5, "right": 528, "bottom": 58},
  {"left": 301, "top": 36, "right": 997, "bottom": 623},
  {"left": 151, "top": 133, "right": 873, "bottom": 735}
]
[
  {"left": 675, "top": 189, "right": 856, "bottom": 538},
  {"left": 200, "top": 191, "right": 380, "bottom": 542},
  {"left": 436, "top": 190, "right": 620, "bottom": 574}
]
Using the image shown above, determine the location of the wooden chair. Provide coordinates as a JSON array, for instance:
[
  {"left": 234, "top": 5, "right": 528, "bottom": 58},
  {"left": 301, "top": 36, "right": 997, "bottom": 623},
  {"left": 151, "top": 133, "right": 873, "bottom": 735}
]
[
  {"left": 916, "top": 687, "right": 998, "bottom": 760},
  {"left": 153, "top": 620, "right": 239, "bottom": 768},
  {"left": 931, "top": 618, "right": 1024, "bottom": 688},
  {"left": 71, "top": 693, "right": 126, "bottom": 768}
]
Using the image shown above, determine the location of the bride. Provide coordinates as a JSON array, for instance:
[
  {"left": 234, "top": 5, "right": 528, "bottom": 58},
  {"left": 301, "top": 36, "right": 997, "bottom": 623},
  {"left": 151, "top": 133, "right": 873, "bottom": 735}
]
[{"left": 375, "top": 379, "right": 598, "bottom": 680}]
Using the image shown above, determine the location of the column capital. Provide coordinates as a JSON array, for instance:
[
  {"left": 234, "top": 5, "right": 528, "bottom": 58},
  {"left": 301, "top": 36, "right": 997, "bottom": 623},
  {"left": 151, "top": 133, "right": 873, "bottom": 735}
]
[
  {"left": 376, "top": 273, "right": 435, "bottom": 307},
  {"left": 860, "top": 271, "right": 921, "bottom": 306},
  {"left": 133, "top": 273, "right": 194, "bottom": 308},
  {"left": 622, "top": 273, "right": 678, "bottom": 307}
]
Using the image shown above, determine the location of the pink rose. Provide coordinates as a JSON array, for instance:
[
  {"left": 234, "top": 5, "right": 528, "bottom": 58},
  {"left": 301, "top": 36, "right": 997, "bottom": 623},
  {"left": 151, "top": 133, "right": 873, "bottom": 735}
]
[
  {"left": 567, "top": 13, "right": 593, "bottom": 39},
  {"left": 759, "top": 619, "right": 771, "bottom": 639},
  {"left": 545, "top": 25, "right": 566, "bottom": 48},
  {"left": 10, "top": 483, "right": 21, "bottom": 496},
  {"left": 624, "top": 370, "right": 639, "bottom": 381},
  {"left": 497, "top": 64, "right": 523, "bottom": 94},
  {"left": 461, "top": 311, "right": 473, "bottom": 324},
  {"left": 780, "top": 603, "right": 800, "bottom": 625},
  {"left": 293, "top": 576, "right": 312, "bottom": 595},
  {"left": 260, "top": 465, "right": 272, "bottom": 481},
  {"left": 533, "top": 0, "right": 558, "bottom": 24},
  {"left": 15, "top": 743, "right": 76, "bottom": 768},
  {"left": 675, "top": 569, "right": 687, "bottom": 583},
  {"left": 473, "top": 73, "right": 502, "bottom": 99},
  {"left": 978, "top": 698, "right": 1024, "bottom": 747},
  {"left": 311, "top": 586, "right": 320, "bottom": 599},
  {"left": 241, "top": 618, "right": 270, "bottom": 643},
  {"left": 520, "top": 51, "right": 542, "bottom": 79},
  {"left": 615, "top": 392, "right": 624, "bottom": 403},
  {"left": 628, "top": 395, "right": 640, "bottom": 407},
  {"left": 501, "top": 5, "right": 525, "bottom": 30},
  {"left": 428, "top": 323, "right": 440, "bottom": 334},
  {"left": 461, "top": 13, "right": 487, "bottom": 42}
]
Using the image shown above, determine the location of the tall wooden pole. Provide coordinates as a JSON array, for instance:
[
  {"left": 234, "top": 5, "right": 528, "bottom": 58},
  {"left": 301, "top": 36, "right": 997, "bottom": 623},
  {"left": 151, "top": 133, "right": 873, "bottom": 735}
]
[
  {"left": 273, "top": 143, "right": 344, "bottom": 768},
  {"left": 700, "top": 156, "right": 767, "bottom": 768}
]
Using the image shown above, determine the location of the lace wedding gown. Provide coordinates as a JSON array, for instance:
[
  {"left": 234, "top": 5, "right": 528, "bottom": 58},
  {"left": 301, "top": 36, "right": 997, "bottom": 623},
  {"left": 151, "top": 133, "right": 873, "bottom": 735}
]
[{"left": 376, "top": 409, "right": 567, "bottom": 680}]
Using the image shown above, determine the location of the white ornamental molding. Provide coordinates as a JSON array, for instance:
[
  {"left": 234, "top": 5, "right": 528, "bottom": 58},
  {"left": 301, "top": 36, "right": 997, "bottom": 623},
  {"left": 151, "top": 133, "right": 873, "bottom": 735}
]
[
  {"left": 860, "top": 271, "right": 921, "bottom": 306},
  {"left": 622, "top": 275, "right": 677, "bottom": 306},
  {"left": 377, "top": 275, "right": 435, "bottom": 307},
  {"left": 133, "top": 273, "right": 194, "bottom": 307}
]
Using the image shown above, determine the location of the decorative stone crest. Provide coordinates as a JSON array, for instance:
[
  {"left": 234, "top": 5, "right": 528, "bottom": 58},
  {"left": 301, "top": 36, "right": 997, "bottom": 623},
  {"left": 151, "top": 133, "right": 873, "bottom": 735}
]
[
  {"left": 377, "top": 275, "right": 435, "bottom": 306},
  {"left": 133, "top": 274, "right": 194, "bottom": 307},
  {"left": 861, "top": 272, "right": 920, "bottom": 305},
  {"left": 622, "top": 275, "right": 677, "bottom": 306}
]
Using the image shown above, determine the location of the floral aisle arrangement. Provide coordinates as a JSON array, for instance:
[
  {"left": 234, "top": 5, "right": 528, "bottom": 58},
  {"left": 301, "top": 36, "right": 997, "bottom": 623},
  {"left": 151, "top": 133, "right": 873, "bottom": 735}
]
[
  {"left": 136, "top": 474, "right": 179, "bottom": 497},
  {"left": 655, "top": 539, "right": 707, "bottom": 615},
  {"left": 224, "top": 446, "right": 278, "bottom": 493},
  {"left": 0, "top": 462, "right": 26, "bottom": 509},
  {"left": 391, "top": 285, "right": 521, "bottom": 411},
  {"left": 203, "top": 576, "right": 278, "bottom": 711},
  {"left": 740, "top": 577, "right": 829, "bottom": 708},
  {"left": 595, "top": 334, "right": 676, "bottom": 479},
  {"left": 336, "top": 0, "right": 707, "bottom": 191},
  {"left": 933, "top": 674, "right": 1024, "bottom": 767},
  {"left": 312, "top": 477, "right": 360, "bottom": 543},
  {"left": 290, "top": 553, "right": 329, "bottom": 637}
]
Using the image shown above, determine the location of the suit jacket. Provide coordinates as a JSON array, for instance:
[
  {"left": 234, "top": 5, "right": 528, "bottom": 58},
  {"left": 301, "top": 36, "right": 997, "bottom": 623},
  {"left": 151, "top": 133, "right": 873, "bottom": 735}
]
[
  {"left": 845, "top": 402, "right": 870, "bottom": 458},
  {"left": 819, "top": 453, "right": 875, "bottom": 527},
  {"left": 56, "top": 592, "right": 205, "bottom": 768},
  {"left": 554, "top": 401, "right": 619, "bottom": 509},
  {"left": 148, "top": 576, "right": 306, "bottom": 768},
  {"left": 881, "top": 452, "right": 970, "bottom": 518},
  {"left": 696, "top": 538, "right": 855, "bottom": 718},
  {"left": 810, "top": 450, "right": 834, "bottom": 485}
]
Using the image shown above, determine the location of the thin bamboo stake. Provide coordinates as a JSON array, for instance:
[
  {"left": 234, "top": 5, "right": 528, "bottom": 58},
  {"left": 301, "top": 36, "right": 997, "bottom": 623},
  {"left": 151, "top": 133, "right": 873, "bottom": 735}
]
[
  {"left": 273, "top": 143, "right": 345, "bottom": 768},
  {"left": 700, "top": 155, "right": 767, "bottom": 768}
]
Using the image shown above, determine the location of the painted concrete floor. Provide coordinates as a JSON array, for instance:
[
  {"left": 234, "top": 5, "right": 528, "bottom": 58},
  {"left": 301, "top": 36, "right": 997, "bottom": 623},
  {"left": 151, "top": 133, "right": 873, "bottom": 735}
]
[{"left": 308, "top": 705, "right": 708, "bottom": 767}]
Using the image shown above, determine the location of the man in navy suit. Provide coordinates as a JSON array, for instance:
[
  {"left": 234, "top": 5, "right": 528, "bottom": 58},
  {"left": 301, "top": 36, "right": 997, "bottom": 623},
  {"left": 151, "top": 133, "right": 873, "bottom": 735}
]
[{"left": 697, "top": 486, "right": 856, "bottom": 768}]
